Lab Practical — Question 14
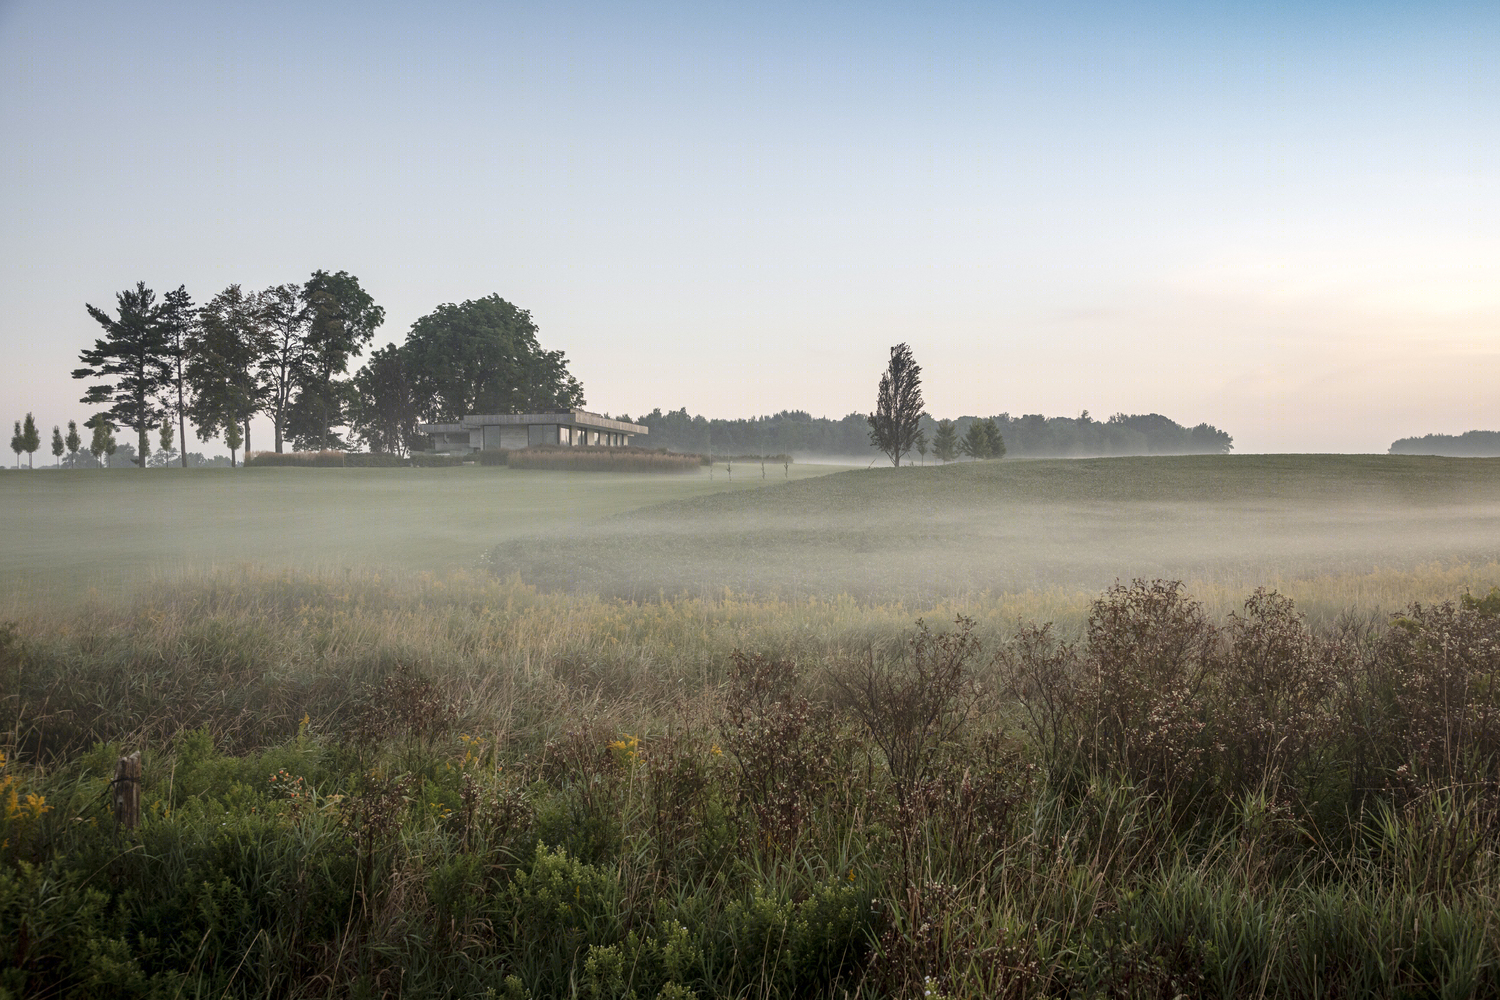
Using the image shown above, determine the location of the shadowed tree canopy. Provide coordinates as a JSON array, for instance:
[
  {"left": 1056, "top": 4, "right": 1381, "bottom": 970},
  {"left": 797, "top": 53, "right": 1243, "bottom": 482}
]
[
  {"left": 349, "top": 343, "right": 418, "bottom": 455},
  {"left": 74, "top": 282, "right": 171, "bottom": 466},
  {"left": 403, "top": 294, "right": 584, "bottom": 420},
  {"left": 188, "top": 284, "right": 266, "bottom": 455},
  {"left": 288, "top": 270, "right": 384, "bottom": 450}
]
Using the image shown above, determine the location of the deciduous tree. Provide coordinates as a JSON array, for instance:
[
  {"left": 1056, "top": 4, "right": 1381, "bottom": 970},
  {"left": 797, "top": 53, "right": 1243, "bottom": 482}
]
[
  {"left": 224, "top": 417, "right": 243, "bottom": 467},
  {"left": 867, "top": 343, "right": 923, "bottom": 467},
  {"left": 289, "top": 270, "right": 384, "bottom": 449},
  {"left": 50, "top": 426, "right": 64, "bottom": 466},
  {"left": 402, "top": 294, "right": 583, "bottom": 421},
  {"left": 255, "top": 283, "right": 305, "bottom": 453},
  {"left": 20, "top": 413, "right": 39, "bottom": 468},
  {"left": 64, "top": 421, "right": 81, "bottom": 465},
  {"left": 189, "top": 284, "right": 266, "bottom": 457},
  {"left": 158, "top": 285, "right": 195, "bottom": 468},
  {"left": 87, "top": 416, "right": 112, "bottom": 468},
  {"left": 10, "top": 421, "right": 21, "bottom": 468},
  {"left": 75, "top": 282, "right": 170, "bottom": 466},
  {"left": 350, "top": 343, "right": 419, "bottom": 454}
]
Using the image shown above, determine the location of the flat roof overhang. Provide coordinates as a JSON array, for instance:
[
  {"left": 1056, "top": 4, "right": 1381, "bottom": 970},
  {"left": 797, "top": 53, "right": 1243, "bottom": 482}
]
[{"left": 418, "top": 409, "right": 647, "bottom": 436}]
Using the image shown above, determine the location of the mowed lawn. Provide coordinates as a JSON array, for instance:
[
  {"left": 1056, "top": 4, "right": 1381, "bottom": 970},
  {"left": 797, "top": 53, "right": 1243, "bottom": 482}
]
[{"left": 0, "top": 462, "right": 841, "bottom": 607}]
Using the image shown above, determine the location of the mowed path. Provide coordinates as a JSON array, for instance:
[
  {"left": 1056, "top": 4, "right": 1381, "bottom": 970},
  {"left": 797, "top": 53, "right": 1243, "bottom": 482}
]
[{"left": 0, "top": 463, "right": 841, "bottom": 606}]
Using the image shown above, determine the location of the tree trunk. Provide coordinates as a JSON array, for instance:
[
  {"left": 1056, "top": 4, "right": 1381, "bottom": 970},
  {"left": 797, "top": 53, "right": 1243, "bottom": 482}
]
[
  {"left": 245, "top": 420, "right": 252, "bottom": 458},
  {"left": 179, "top": 411, "right": 187, "bottom": 468},
  {"left": 138, "top": 427, "right": 149, "bottom": 467}
]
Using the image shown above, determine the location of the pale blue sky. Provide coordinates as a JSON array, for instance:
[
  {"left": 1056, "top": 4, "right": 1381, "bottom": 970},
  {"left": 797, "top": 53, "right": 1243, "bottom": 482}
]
[{"left": 2, "top": 1, "right": 1495, "bottom": 454}]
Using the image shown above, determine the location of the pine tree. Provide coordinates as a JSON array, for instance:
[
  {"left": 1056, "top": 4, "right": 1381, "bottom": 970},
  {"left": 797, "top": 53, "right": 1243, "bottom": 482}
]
[
  {"left": 51, "top": 426, "right": 64, "bottom": 466},
  {"left": 960, "top": 417, "right": 1005, "bottom": 460},
  {"left": 75, "top": 282, "right": 171, "bottom": 466},
  {"left": 932, "top": 419, "right": 958, "bottom": 463}
]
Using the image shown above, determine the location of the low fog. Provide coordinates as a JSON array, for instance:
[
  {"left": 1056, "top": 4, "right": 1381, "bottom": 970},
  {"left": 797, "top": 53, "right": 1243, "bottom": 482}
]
[{"left": 487, "top": 456, "right": 1500, "bottom": 604}]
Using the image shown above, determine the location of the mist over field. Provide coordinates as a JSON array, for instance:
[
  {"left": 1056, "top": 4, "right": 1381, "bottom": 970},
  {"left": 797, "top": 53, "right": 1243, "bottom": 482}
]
[
  {"left": 487, "top": 455, "right": 1500, "bottom": 608},
  {"left": 4, "top": 454, "right": 1496, "bottom": 625}
]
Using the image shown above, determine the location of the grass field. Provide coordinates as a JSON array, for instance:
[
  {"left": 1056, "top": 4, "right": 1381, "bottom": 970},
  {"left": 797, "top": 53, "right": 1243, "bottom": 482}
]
[
  {"left": 0, "top": 461, "right": 838, "bottom": 610},
  {"left": 489, "top": 454, "right": 1500, "bottom": 614},
  {"left": 5, "top": 454, "right": 1500, "bottom": 997}
]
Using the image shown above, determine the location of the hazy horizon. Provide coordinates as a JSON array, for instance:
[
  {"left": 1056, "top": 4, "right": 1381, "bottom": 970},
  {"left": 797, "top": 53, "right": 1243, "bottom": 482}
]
[{"left": 3, "top": 1, "right": 1496, "bottom": 457}]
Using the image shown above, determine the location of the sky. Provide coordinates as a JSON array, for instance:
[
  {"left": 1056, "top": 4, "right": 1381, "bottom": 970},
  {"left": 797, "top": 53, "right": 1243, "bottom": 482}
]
[{"left": 2, "top": 1, "right": 1496, "bottom": 456}]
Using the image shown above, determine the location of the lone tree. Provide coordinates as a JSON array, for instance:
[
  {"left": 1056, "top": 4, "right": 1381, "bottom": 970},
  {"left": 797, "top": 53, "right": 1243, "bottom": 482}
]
[{"left": 868, "top": 343, "right": 924, "bottom": 467}]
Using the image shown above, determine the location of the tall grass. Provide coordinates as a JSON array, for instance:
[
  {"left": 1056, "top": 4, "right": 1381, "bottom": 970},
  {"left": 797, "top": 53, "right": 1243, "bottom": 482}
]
[{"left": 3, "top": 568, "right": 1500, "bottom": 997}]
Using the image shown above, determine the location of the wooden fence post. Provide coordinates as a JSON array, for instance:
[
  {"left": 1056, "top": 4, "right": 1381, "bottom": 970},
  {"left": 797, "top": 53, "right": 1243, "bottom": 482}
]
[{"left": 113, "top": 751, "right": 141, "bottom": 831}]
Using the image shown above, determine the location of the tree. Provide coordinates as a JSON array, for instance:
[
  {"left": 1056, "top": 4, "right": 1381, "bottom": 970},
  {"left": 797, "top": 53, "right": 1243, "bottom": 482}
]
[
  {"left": 224, "top": 417, "right": 243, "bottom": 467},
  {"left": 867, "top": 343, "right": 924, "bottom": 467},
  {"left": 915, "top": 429, "right": 928, "bottom": 465},
  {"left": 255, "top": 283, "right": 306, "bottom": 453},
  {"left": 157, "top": 285, "right": 195, "bottom": 468},
  {"left": 157, "top": 422, "right": 177, "bottom": 467},
  {"left": 289, "top": 270, "right": 385, "bottom": 449},
  {"left": 931, "top": 419, "right": 958, "bottom": 463},
  {"left": 75, "top": 282, "right": 170, "bottom": 466},
  {"left": 65, "top": 421, "right": 81, "bottom": 465},
  {"left": 403, "top": 294, "right": 583, "bottom": 421},
  {"left": 349, "top": 343, "right": 419, "bottom": 454},
  {"left": 10, "top": 421, "right": 21, "bottom": 468},
  {"left": 189, "top": 284, "right": 266, "bottom": 457},
  {"left": 50, "top": 426, "right": 64, "bottom": 466},
  {"left": 20, "top": 413, "right": 39, "bottom": 468},
  {"left": 87, "top": 416, "right": 112, "bottom": 468},
  {"left": 960, "top": 417, "right": 1005, "bottom": 460}
]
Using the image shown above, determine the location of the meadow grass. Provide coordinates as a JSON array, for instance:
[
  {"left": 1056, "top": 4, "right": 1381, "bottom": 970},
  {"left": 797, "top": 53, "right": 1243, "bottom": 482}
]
[{"left": 3, "top": 454, "right": 1500, "bottom": 997}]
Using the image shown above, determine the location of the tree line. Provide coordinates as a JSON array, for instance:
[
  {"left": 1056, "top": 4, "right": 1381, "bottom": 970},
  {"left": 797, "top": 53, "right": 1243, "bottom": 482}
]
[
  {"left": 67, "top": 279, "right": 582, "bottom": 466},
  {"left": 1389, "top": 430, "right": 1500, "bottom": 457},
  {"left": 623, "top": 408, "right": 1232, "bottom": 459}
]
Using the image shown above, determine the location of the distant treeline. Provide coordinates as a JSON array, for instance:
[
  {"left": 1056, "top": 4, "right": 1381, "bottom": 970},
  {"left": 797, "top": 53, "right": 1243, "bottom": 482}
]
[
  {"left": 1389, "top": 431, "right": 1500, "bottom": 457},
  {"left": 618, "top": 408, "right": 1232, "bottom": 459}
]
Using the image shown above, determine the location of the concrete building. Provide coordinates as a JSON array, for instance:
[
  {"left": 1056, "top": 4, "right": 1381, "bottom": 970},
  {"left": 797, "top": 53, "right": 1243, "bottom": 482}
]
[{"left": 419, "top": 409, "right": 648, "bottom": 454}]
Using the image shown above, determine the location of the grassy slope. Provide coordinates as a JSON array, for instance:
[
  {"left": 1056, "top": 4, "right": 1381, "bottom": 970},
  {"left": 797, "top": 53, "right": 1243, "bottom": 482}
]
[
  {"left": 489, "top": 454, "right": 1500, "bottom": 605},
  {"left": 0, "top": 463, "right": 840, "bottom": 609}
]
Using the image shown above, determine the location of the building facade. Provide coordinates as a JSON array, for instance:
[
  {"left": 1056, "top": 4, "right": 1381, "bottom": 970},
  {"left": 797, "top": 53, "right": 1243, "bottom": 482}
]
[{"left": 419, "top": 410, "right": 648, "bottom": 454}]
